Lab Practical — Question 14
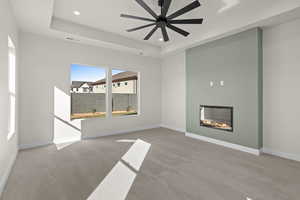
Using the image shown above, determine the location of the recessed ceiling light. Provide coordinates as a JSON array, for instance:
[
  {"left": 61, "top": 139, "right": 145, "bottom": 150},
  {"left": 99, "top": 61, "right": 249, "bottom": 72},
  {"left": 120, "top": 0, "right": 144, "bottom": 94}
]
[
  {"left": 66, "top": 37, "right": 75, "bottom": 40},
  {"left": 73, "top": 10, "right": 81, "bottom": 16},
  {"left": 158, "top": 38, "right": 163, "bottom": 42},
  {"left": 65, "top": 37, "right": 80, "bottom": 42}
]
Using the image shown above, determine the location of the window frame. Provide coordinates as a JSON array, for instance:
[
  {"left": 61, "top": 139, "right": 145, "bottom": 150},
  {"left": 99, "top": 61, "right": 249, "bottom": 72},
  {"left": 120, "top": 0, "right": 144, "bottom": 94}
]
[
  {"left": 70, "top": 64, "right": 140, "bottom": 120},
  {"left": 7, "top": 36, "right": 16, "bottom": 140},
  {"left": 70, "top": 63, "right": 109, "bottom": 120},
  {"left": 111, "top": 68, "right": 140, "bottom": 118}
]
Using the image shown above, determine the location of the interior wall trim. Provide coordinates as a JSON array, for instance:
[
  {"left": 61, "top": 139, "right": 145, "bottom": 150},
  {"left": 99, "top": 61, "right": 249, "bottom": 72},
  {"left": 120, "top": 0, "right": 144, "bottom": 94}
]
[
  {"left": 186, "top": 132, "right": 261, "bottom": 155},
  {"left": 19, "top": 125, "right": 161, "bottom": 150},
  {"left": 262, "top": 148, "right": 300, "bottom": 162},
  {"left": 83, "top": 125, "right": 161, "bottom": 140},
  {"left": 0, "top": 150, "right": 18, "bottom": 197},
  {"left": 160, "top": 124, "right": 185, "bottom": 133},
  {"left": 19, "top": 141, "right": 53, "bottom": 151}
]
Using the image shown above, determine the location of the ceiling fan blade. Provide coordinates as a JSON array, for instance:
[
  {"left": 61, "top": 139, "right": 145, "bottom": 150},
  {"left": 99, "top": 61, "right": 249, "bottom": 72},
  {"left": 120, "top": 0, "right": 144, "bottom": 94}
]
[
  {"left": 167, "top": 0, "right": 201, "bottom": 20},
  {"left": 161, "top": 23, "right": 169, "bottom": 42},
  {"left": 127, "top": 23, "right": 157, "bottom": 32},
  {"left": 120, "top": 14, "right": 156, "bottom": 22},
  {"left": 144, "top": 26, "right": 159, "bottom": 40},
  {"left": 166, "top": 23, "right": 189, "bottom": 37},
  {"left": 169, "top": 18, "right": 203, "bottom": 24},
  {"left": 161, "top": 0, "right": 172, "bottom": 17},
  {"left": 135, "top": 0, "right": 158, "bottom": 19}
]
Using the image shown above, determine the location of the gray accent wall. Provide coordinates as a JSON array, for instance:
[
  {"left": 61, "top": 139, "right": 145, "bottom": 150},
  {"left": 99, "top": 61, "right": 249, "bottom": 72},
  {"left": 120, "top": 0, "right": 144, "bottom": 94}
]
[{"left": 186, "top": 28, "right": 263, "bottom": 149}]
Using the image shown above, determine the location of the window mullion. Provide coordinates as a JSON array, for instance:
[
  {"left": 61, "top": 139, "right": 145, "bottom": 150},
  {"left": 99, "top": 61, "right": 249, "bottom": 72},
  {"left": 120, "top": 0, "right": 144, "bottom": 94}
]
[{"left": 106, "top": 68, "right": 112, "bottom": 118}]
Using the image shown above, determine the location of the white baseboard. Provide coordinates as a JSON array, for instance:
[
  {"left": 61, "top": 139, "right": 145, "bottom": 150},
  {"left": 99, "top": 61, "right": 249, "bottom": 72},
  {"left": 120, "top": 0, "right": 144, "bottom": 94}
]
[
  {"left": 160, "top": 124, "right": 185, "bottom": 133},
  {"left": 53, "top": 137, "right": 81, "bottom": 145},
  {"left": 19, "top": 125, "right": 160, "bottom": 150},
  {"left": 185, "top": 132, "right": 261, "bottom": 156},
  {"left": 79, "top": 125, "right": 161, "bottom": 140},
  {"left": 19, "top": 125, "right": 161, "bottom": 150},
  {"left": 19, "top": 141, "right": 53, "bottom": 150},
  {"left": 262, "top": 148, "right": 300, "bottom": 162},
  {"left": 0, "top": 150, "right": 17, "bottom": 197}
]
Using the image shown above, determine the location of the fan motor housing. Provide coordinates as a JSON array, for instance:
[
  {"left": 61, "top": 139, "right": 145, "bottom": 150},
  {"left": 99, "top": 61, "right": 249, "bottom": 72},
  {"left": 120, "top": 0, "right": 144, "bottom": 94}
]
[{"left": 157, "top": 15, "right": 167, "bottom": 23}]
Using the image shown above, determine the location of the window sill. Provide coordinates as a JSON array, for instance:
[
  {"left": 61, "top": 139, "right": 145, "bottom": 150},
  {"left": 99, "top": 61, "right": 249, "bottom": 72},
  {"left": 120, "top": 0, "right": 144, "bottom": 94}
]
[
  {"left": 71, "top": 113, "right": 140, "bottom": 121},
  {"left": 111, "top": 113, "right": 140, "bottom": 119}
]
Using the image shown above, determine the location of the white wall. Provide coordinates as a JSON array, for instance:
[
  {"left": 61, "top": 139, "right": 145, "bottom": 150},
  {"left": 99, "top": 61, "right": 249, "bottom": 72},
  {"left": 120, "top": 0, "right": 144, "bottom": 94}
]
[
  {"left": 19, "top": 32, "right": 161, "bottom": 148},
  {"left": 0, "top": 0, "right": 19, "bottom": 195},
  {"left": 161, "top": 52, "right": 186, "bottom": 132},
  {"left": 263, "top": 19, "right": 300, "bottom": 161}
]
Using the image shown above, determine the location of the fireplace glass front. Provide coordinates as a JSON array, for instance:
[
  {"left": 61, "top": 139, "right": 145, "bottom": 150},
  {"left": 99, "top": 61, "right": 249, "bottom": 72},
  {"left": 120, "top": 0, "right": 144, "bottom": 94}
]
[{"left": 200, "top": 105, "right": 233, "bottom": 132}]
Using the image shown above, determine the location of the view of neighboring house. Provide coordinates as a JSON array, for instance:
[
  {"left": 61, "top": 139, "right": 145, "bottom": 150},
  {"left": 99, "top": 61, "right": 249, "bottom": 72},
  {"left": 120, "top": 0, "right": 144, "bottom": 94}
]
[
  {"left": 71, "top": 71, "right": 138, "bottom": 94},
  {"left": 71, "top": 81, "right": 94, "bottom": 93},
  {"left": 93, "top": 71, "right": 137, "bottom": 94}
]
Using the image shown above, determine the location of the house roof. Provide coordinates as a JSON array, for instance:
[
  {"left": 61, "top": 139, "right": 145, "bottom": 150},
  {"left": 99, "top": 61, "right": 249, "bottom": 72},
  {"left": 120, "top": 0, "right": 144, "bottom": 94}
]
[
  {"left": 92, "top": 71, "right": 137, "bottom": 85},
  {"left": 71, "top": 81, "right": 93, "bottom": 89}
]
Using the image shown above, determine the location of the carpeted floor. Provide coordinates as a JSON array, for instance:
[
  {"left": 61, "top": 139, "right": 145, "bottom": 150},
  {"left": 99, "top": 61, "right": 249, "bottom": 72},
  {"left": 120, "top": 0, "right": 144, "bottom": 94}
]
[{"left": 2, "top": 128, "right": 300, "bottom": 200}]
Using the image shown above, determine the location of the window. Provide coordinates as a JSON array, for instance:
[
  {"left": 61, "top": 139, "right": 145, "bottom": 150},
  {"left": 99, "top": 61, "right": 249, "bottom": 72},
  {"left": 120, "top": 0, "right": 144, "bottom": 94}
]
[
  {"left": 70, "top": 64, "right": 106, "bottom": 120},
  {"left": 70, "top": 65, "right": 139, "bottom": 120},
  {"left": 7, "top": 36, "right": 16, "bottom": 140},
  {"left": 112, "top": 69, "right": 138, "bottom": 117}
]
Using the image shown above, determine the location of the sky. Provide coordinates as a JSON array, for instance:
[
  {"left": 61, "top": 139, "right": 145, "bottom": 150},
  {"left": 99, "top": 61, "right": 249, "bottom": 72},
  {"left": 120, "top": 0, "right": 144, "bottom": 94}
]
[{"left": 71, "top": 64, "right": 124, "bottom": 82}]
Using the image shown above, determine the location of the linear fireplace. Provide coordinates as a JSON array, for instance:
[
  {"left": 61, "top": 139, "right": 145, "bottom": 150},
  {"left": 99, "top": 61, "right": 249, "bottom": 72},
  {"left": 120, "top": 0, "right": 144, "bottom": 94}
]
[{"left": 200, "top": 105, "right": 233, "bottom": 132}]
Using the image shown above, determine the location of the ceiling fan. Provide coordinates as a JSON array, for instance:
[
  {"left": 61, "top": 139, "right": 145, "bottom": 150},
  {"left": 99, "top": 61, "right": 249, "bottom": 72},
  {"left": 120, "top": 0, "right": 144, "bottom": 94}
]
[{"left": 121, "top": 0, "right": 203, "bottom": 42}]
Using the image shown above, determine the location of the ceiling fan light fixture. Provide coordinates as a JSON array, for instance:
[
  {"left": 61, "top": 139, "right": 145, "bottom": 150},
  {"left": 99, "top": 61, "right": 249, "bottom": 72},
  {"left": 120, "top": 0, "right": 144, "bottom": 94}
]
[{"left": 121, "top": 0, "right": 203, "bottom": 42}]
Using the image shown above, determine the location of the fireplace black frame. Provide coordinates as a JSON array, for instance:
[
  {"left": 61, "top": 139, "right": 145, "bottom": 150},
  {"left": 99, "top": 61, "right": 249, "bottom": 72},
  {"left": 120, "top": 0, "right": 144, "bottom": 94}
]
[{"left": 200, "top": 105, "right": 234, "bottom": 132}]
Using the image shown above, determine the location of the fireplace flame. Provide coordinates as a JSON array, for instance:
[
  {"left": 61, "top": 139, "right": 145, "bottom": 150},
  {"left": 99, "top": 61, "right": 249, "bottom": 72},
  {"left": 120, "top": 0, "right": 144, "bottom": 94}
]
[{"left": 201, "top": 120, "right": 232, "bottom": 130}]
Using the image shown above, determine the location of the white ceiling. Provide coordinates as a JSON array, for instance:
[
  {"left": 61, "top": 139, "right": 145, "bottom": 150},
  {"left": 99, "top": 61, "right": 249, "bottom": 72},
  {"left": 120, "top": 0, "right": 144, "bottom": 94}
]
[
  {"left": 53, "top": 0, "right": 199, "bottom": 46},
  {"left": 10, "top": 0, "right": 300, "bottom": 57}
]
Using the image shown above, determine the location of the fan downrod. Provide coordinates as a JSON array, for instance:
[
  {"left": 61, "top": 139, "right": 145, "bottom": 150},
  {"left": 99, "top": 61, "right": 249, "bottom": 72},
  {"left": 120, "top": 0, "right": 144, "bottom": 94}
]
[{"left": 158, "top": 0, "right": 164, "bottom": 7}]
